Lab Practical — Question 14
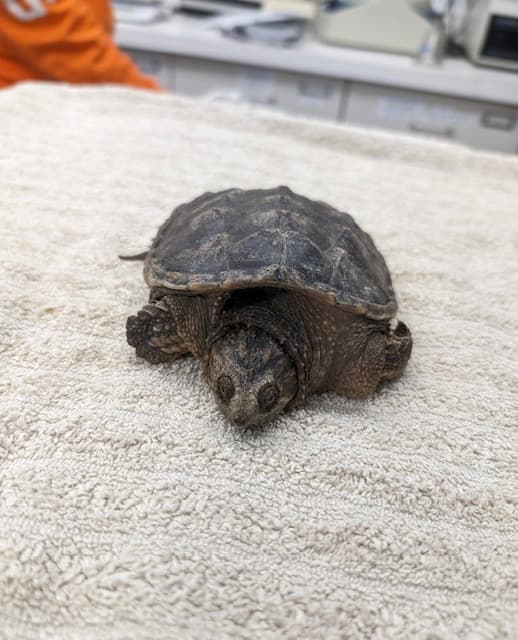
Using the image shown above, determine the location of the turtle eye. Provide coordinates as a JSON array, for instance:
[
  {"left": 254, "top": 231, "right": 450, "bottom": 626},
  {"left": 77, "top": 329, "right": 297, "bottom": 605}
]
[
  {"left": 217, "top": 375, "right": 235, "bottom": 404},
  {"left": 258, "top": 384, "right": 280, "bottom": 412}
]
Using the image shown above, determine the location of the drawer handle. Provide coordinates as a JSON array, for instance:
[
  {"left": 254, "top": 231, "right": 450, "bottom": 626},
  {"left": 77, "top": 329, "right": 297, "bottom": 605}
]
[
  {"left": 481, "top": 111, "right": 516, "bottom": 131},
  {"left": 409, "top": 122, "right": 454, "bottom": 138}
]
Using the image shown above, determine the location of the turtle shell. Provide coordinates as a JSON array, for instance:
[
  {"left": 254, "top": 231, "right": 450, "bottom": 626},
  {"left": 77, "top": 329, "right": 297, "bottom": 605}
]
[{"left": 145, "top": 186, "right": 397, "bottom": 320}]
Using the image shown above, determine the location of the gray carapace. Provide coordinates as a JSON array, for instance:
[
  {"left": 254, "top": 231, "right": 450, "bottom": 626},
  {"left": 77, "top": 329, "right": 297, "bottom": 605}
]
[{"left": 125, "top": 186, "right": 412, "bottom": 427}]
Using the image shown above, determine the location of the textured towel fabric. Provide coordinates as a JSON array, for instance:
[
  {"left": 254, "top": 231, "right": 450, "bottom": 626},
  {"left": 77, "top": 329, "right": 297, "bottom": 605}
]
[{"left": 1, "top": 83, "right": 517, "bottom": 640}]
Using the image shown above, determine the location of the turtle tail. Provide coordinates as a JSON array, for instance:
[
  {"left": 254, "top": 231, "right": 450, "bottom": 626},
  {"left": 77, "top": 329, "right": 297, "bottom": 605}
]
[{"left": 118, "top": 251, "right": 149, "bottom": 261}]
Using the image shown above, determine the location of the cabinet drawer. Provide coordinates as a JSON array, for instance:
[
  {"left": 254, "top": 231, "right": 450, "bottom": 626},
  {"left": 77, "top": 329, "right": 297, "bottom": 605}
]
[
  {"left": 175, "top": 57, "right": 344, "bottom": 120},
  {"left": 343, "top": 83, "right": 518, "bottom": 153}
]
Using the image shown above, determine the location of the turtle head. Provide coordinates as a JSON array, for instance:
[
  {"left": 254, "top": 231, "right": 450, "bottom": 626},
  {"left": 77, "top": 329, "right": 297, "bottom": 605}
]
[{"left": 206, "top": 327, "right": 298, "bottom": 428}]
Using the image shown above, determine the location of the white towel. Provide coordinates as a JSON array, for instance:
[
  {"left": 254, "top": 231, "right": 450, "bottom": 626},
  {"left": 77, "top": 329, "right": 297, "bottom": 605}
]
[{"left": 1, "top": 83, "right": 517, "bottom": 639}]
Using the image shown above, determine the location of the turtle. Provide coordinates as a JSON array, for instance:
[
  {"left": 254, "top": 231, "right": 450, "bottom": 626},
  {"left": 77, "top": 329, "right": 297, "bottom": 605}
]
[{"left": 124, "top": 186, "right": 412, "bottom": 427}]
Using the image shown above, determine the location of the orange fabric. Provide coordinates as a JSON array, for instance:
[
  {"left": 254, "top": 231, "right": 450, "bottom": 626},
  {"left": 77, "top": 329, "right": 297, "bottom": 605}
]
[{"left": 0, "top": 0, "right": 161, "bottom": 90}]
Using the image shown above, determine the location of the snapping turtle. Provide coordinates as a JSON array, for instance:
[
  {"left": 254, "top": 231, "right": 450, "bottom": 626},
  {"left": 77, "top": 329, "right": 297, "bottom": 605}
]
[{"left": 125, "top": 186, "right": 412, "bottom": 427}]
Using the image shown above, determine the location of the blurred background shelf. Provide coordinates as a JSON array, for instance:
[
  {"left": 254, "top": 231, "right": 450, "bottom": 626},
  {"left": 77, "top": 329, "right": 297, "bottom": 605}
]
[{"left": 115, "top": 9, "right": 518, "bottom": 153}]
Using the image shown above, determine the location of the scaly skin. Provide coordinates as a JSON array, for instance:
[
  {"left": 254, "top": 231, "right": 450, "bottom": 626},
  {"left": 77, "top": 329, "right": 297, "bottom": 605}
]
[{"left": 126, "top": 287, "right": 412, "bottom": 426}]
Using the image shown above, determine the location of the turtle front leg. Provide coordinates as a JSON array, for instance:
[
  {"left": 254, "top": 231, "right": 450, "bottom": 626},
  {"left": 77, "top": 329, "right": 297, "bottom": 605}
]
[
  {"left": 330, "top": 320, "right": 412, "bottom": 399},
  {"left": 126, "top": 298, "right": 189, "bottom": 364},
  {"left": 381, "top": 321, "right": 412, "bottom": 382},
  {"left": 332, "top": 331, "right": 386, "bottom": 399}
]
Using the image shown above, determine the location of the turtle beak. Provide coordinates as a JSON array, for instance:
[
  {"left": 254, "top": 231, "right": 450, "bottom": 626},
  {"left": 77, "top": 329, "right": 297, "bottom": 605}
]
[
  {"left": 229, "top": 406, "right": 257, "bottom": 428},
  {"left": 227, "top": 398, "right": 260, "bottom": 429},
  {"left": 232, "top": 412, "right": 250, "bottom": 428}
]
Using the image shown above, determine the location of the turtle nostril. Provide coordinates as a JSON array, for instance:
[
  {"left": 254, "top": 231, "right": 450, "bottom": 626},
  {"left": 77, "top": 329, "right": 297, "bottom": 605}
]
[{"left": 233, "top": 413, "right": 248, "bottom": 427}]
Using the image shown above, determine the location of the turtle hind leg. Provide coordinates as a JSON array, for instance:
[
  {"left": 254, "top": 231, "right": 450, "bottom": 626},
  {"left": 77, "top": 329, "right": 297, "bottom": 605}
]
[
  {"left": 382, "top": 321, "right": 412, "bottom": 382},
  {"left": 126, "top": 300, "right": 189, "bottom": 364}
]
